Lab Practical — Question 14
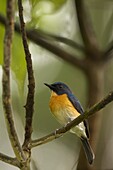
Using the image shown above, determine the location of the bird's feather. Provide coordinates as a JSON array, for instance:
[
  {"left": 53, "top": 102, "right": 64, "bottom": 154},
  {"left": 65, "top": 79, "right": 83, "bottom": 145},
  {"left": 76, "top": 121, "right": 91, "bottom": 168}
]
[{"left": 67, "top": 93, "right": 89, "bottom": 138}]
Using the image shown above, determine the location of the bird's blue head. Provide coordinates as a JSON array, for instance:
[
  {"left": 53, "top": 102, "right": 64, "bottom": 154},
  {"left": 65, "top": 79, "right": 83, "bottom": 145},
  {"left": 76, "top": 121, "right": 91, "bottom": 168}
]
[{"left": 44, "top": 82, "right": 72, "bottom": 95}]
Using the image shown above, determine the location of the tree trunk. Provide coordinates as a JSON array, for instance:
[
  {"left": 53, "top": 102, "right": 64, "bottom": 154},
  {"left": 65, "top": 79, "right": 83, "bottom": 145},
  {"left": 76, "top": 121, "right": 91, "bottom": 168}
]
[{"left": 77, "top": 61, "right": 105, "bottom": 170}]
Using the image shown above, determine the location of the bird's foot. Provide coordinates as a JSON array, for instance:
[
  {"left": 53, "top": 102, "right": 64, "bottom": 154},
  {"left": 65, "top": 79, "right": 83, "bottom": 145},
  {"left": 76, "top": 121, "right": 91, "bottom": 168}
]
[{"left": 54, "top": 128, "right": 59, "bottom": 138}]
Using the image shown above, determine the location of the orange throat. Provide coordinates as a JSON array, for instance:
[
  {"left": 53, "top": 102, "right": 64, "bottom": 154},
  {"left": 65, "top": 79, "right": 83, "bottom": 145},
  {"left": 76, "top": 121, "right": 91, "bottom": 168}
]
[{"left": 49, "top": 91, "right": 66, "bottom": 112}]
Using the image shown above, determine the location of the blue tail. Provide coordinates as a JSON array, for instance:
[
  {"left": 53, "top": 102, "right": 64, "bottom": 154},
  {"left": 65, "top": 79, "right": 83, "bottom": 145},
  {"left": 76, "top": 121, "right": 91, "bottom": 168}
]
[{"left": 81, "top": 137, "right": 95, "bottom": 164}]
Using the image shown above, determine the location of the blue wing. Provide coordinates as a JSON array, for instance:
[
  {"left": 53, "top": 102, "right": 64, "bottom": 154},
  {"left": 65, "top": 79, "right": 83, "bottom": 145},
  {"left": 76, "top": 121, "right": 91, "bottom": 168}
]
[
  {"left": 67, "top": 93, "right": 89, "bottom": 138},
  {"left": 68, "top": 94, "right": 84, "bottom": 114}
]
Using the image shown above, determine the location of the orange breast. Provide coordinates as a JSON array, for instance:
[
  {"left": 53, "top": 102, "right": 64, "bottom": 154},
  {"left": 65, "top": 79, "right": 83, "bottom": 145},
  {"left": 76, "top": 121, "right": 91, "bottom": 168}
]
[
  {"left": 49, "top": 92, "right": 86, "bottom": 138},
  {"left": 49, "top": 92, "right": 80, "bottom": 125},
  {"left": 50, "top": 92, "right": 69, "bottom": 109}
]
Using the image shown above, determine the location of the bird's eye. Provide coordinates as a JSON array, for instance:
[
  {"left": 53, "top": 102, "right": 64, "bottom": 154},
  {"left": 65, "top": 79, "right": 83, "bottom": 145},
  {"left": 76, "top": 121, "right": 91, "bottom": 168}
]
[{"left": 59, "top": 85, "right": 63, "bottom": 89}]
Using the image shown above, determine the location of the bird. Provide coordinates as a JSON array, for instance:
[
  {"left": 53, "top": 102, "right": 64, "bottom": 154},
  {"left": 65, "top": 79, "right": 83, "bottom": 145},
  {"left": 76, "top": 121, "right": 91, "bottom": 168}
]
[{"left": 44, "top": 82, "right": 95, "bottom": 164}]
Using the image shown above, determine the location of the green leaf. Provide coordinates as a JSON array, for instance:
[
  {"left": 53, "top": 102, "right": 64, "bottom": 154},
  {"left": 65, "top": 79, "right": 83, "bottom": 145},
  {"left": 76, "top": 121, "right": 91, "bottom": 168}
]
[
  {"left": 29, "top": 0, "right": 67, "bottom": 28},
  {"left": 0, "top": 25, "right": 4, "bottom": 65},
  {"left": 0, "top": 0, "right": 6, "bottom": 15},
  {"left": 0, "top": 1, "right": 26, "bottom": 93},
  {"left": 11, "top": 33, "right": 26, "bottom": 93},
  {"left": 0, "top": 27, "right": 26, "bottom": 94}
]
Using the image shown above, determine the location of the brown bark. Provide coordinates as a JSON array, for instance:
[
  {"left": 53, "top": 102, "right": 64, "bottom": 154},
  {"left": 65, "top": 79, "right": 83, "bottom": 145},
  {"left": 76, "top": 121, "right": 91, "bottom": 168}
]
[{"left": 77, "top": 60, "right": 105, "bottom": 170}]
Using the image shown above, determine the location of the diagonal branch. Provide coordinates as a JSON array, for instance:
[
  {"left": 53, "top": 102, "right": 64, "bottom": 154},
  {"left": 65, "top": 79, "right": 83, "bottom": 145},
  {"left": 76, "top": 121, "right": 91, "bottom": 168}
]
[
  {"left": 18, "top": 0, "right": 35, "bottom": 150},
  {"left": 75, "top": 0, "right": 101, "bottom": 60},
  {"left": 31, "top": 91, "right": 113, "bottom": 148},
  {"left": 0, "top": 14, "right": 86, "bottom": 70},
  {"left": 0, "top": 14, "right": 84, "bottom": 53},
  {"left": 32, "top": 29, "right": 85, "bottom": 52},
  {"left": 2, "top": 0, "right": 25, "bottom": 161},
  {"left": 26, "top": 29, "right": 86, "bottom": 69},
  {"left": 0, "top": 153, "right": 20, "bottom": 168}
]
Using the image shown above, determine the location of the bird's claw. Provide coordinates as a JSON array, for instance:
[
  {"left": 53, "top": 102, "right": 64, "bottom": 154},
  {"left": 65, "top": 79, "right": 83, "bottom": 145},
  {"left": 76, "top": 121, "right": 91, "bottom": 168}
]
[
  {"left": 54, "top": 128, "right": 59, "bottom": 138},
  {"left": 65, "top": 121, "right": 71, "bottom": 127}
]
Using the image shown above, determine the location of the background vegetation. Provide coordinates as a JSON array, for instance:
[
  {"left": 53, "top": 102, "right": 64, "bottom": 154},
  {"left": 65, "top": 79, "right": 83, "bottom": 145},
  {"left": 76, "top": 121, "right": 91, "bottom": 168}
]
[{"left": 0, "top": 0, "right": 113, "bottom": 169}]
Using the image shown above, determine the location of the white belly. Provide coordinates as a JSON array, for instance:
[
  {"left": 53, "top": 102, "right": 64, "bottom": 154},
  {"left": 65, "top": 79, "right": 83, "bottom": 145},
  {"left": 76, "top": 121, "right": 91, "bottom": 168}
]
[
  {"left": 53, "top": 108, "right": 87, "bottom": 138},
  {"left": 70, "top": 122, "right": 87, "bottom": 138}
]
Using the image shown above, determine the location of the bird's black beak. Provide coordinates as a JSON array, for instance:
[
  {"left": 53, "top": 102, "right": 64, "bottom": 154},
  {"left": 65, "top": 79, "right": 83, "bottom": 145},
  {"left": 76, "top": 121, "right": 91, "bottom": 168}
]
[{"left": 44, "top": 83, "right": 55, "bottom": 91}]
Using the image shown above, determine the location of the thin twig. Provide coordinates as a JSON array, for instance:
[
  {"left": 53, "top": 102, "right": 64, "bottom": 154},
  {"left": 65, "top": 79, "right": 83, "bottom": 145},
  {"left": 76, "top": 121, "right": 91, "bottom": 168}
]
[
  {"left": 2, "top": 0, "right": 25, "bottom": 161},
  {"left": 0, "top": 14, "right": 86, "bottom": 70},
  {"left": 0, "top": 153, "right": 20, "bottom": 168},
  {"left": 31, "top": 91, "right": 113, "bottom": 148},
  {"left": 18, "top": 0, "right": 35, "bottom": 150},
  {"left": 75, "top": 0, "right": 101, "bottom": 60}
]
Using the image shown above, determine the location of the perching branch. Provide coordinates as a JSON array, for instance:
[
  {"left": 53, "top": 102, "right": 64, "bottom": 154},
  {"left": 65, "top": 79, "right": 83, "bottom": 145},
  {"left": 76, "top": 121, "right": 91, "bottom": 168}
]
[
  {"left": 75, "top": 0, "right": 101, "bottom": 60},
  {"left": 17, "top": 0, "right": 35, "bottom": 150},
  {"left": 0, "top": 153, "right": 20, "bottom": 168},
  {"left": 31, "top": 91, "right": 113, "bottom": 148},
  {"left": 2, "top": 0, "right": 25, "bottom": 161}
]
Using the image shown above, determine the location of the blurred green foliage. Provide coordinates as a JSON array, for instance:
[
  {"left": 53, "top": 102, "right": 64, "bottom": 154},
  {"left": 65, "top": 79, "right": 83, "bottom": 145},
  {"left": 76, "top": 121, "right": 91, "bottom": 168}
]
[
  {"left": 30, "top": 0, "right": 67, "bottom": 11},
  {"left": 0, "top": 0, "right": 113, "bottom": 169}
]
